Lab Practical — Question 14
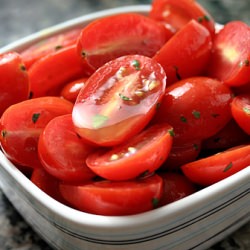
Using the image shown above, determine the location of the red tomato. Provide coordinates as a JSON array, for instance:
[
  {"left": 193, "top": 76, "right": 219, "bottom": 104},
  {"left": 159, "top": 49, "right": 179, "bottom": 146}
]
[
  {"left": 0, "top": 52, "right": 29, "bottom": 115},
  {"left": 29, "top": 45, "right": 85, "bottom": 98},
  {"left": 0, "top": 97, "right": 73, "bottom": 168},
  {"left": 206, "top": 21, "right": 250, "bottom": 87},
  {"left": 181, "top": 144, "right": 250, "bottom": 186},
  {"left": 31, "top": 167, "right": 65, "bottom": 203},
  {"left": 72, "top": 55, "right": 166, "bottom": 147},
  {"left": 77, "top": 13, "right": 171, "bottom": 69},
  {"left": 159, "top": 172, "right": 196, "bottom": 206},
  {"left": 59, "top": 174, "right": 163, "bottom": 215},
  {"left": 153, "top": 20, "right": 212, "bottom": 84},
  {"left": 161, "top": 140, "right": 201, "bottom": 170},
  {"left": 60, "top": 77, "right": 88, "bottom": 103},
  {"left": 202, "top": 119, "right": 250, "bottom": 150},
  {"left": 21, "top": 28, "right": 82, "bottom": 69},
  {"left": 149, "top": 0, "right": 215, "bottom": 35},
  {"left": 38, "top": 114, "right": 96, "bottom": 182},
  {"left": 152, "top": 77, "right": 233, "bottom": 143},
  {"left": 231, "top": 94, "right": 250, "bottom": 135},
  {"left": 86, "top": 123, "right": 173, "bottom": 181}
]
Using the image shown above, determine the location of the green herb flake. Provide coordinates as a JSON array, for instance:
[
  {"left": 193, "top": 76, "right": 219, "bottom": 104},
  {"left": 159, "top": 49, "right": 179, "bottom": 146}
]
[
  {"left": 119, "top": 93, "right": 133, "bottom": 101},
  {"left": 197, "top": 15, "right": 210, "bottom": 23},
  {"left": 138, "top": 170, "right": 150, "bottom": 178},
  {"left": 1, "top": 130, "right": 7, "bottom": 138},
  {"left": 131, "top": 59, "right": 141, "bottom": 70},
  {"left": 168, "top": 128, "right": 175, "bottom": 137},
  {"left": 223, "top": 162, "right": 233, "bottom": 172},
  {"left": 239, "top": 59, "right": 249, "bottom": 67},
  {"left": 152, "top": 197, "right": 159, "bottom": 208},
  {"left": 192, "top": 110, "right": 200, "bottom": 119},
  {"left": 180, "top": 115, "right": 187, "bottom": 123},
  {"left": 243, "top": 107, "right": 250, "bottom": 115},
  {"left": 19, "top": 63, "right": 26, "bottom": 71},
  {"left": 32, "top": 113, "right": 40, "bottom": 123},
  {"left": 92, "top": 114, "right": 109, "bottom": 129}
]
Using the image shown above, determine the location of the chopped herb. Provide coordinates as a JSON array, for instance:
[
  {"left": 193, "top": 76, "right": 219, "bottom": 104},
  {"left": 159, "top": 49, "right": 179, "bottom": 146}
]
[
  {"left": 19, "top": 64, "right": 26, "bottom": 71},
  {"left": 55, "top": 45, "right": 63, "bottom": 50},
  {"left": 92, "top": 114, "right": 108, "bottom": 129},
  {"left": 131, "top": 59, "right": 141, "bottom": 70},
  {"left": 204, "top": 15, "right": 210, "bottom": 21},
  {"left": 197, "top": 15, "right": 210, "bottom": 23},
  {"left": 239, "top": 59, "right": 249, "bottom": 67},
  {"left": 192, "top": 110, "right": 200, "bottom": 119},
  {"left": 152, "top": 197, "right": 159, "bottom": 208},
  {"left": 119, "top": 93, "right": 132, "bottom": 101},
  {"left": 173, "top": 65, "right": 181, "bottom": 80},
  {"left": 1, "top": 130, "right": 7, "bottom": 138},
  {"left": 223, "top": 162, "right": 233, "bottom": 172},
  {"left": 168, "top": 128, "right": 175, "bottom": 137},
  {"left": 180, "top": 115, "right": 187, "bottom": 123},
  {"left": 138, "top": 170, "right": 150, "bottom": 178},
  {"left": 32, "top": 113, "right": 40, "bottom": 123},
  {"left": 243, "top": 107, "right": 250, "bottom": 115}
]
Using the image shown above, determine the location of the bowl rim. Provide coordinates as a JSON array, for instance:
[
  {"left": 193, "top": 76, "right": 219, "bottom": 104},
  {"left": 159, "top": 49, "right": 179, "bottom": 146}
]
[{"left": 0, "top": 4, "right": 249, "bottom": 233}]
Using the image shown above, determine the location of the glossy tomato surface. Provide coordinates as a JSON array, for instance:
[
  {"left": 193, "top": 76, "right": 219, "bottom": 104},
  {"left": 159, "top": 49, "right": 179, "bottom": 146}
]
[
  {"left": 38, "top": 114, "right": 96, "bottom": 182},
  {"left": 72, "top": 55, "right": 166, "bottom": 146},
  {"left": 86, "top": 123, "right": 173, "bottom": 181},
  {"left": 59, "top": 174, "right": 163, "bottom": 216},
  {"left": 0, "top": 97, "right": 73, "bottom": 168}
]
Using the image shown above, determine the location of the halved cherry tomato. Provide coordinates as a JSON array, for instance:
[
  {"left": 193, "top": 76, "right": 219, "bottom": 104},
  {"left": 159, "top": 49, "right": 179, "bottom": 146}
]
[
  {"left": 202, "top": 119, "right": 250, "bottom": 150},
  {"left": 21, "top": 28, "right": 82, "bottom": 69},
  {"left": 38, "top": 114, "right": 96, "bottom": 182},
  {"left": 206, "top": 21, "right": 250, "bottom": 86},
  {"left": 31, "top": 167, "right": 65, "bottom": 203},
  {"left": 77, "top": 13, "right": 171, "bottom": 69},
  {"left": 59, "top": 174, "right": 163, "bottom": 216},
  {"left": 0, "top": 97, "right": 73, "bottom": 168},
  {"left": 152, "top": 77, "right": 233, "bottom": 143},
  {"left": 60, "top": 77, "right": 88, "bottom": 103},
  {"left": 158, "top": 172, "right": 196, "bottom": 206},
  {"left": 149, "top": 0, "right": 215, "bottom": 35},
  {"left": 0, "top": 52, "right": 29, "bottom": 115},
  {"left": 72, "top": 55, "right": 166, "bottom": 147},
  {"left": 86, "top": 123, "right": 173, "bottom": 181},
  {"left": 29, "top": 45, "right": 85, "bottom": 98},
  {"left": 231, "top": 94, "right": 250, "bottom": 135},
  {"left": 153, "top": 20, "right": 212, "bottom": 84},
  {"left": 181, "top": 144, "right": 250, "bottom": 186}
]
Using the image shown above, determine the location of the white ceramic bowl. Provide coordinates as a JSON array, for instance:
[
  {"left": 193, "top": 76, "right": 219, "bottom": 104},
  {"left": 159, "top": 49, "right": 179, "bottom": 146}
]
[{"left": 0, "top": 5, "right": 249, "bottom": 250}]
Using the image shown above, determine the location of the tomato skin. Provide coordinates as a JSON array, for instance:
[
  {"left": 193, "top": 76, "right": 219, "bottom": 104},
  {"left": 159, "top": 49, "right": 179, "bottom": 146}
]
[
  {"left": 0, "top": 97, "right": 73, "bottom": 168},
  {"left": 231, "top": 95, "right": 250, "bottom": 135},
  {"left": 29, "top": 45, "right": 85, "bottom": 98},
  {"left": 21, "top": 28, "right": 82, "bottom": 69},
  {"left": 86, "top": 123, "right": 173, "bottom": 181},
  {"left": 158, "top": 172, "right": 196, "bottom": 206},
  {"left": 152, "top": 77, "right": 233, "bottom": 143},
  {"left": 73, "top": 55, "right": 166, "bottom": 147},
  {"left": 206, "top": 21, "right": 250, "bottom": 87},
  {"left": 153, "top": 20, "right": 212, "bottom": 84},
  {"left": 181, "top": 144, "right": 250, "bottom": 186},
  {"left": 59, "top": 174, "right": 163, "bottom": 216},
  {"left": 0, "top": 52, "right": 29, "bottom": 115},
  {"left": 77, "top": 13, "right": 171, "bottom": 69},
  {"left": 149, "top": 0, "right": 215, "bottom": 35},
  {"left": 38, "top": 114, "right": 96, "bottom": 182},
  {"left": 60, "top": 77, "right": 88, "bottom": 103}
]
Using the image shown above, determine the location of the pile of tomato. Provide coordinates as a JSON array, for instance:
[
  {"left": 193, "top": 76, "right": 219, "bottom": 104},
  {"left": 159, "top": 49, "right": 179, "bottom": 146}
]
[{"left": 0, "top": 0, "right": 249, "bottom": 216}]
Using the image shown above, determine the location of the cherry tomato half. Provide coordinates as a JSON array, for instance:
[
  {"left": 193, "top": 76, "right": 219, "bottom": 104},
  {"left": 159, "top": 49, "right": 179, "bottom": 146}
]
[
  {"left": 152, "top": 77, "right": 233, "bottom": 143},
  {"left": 38, "top": 114, "right": 96, "bottom": 182},
  {"left": 149, "top": 0, "right": 215, "bottom": 35},
  {"left": 231, "top": 94, "right": 250, "bottom": 135},
  {"left": 181, "top": 144, "right": 250, "bottom": 186},
  {"left": 206, "top": 21, "right": 250, "bottom": 86},
  {"left": 72, "top": 55, "right": 166, "bottom": 147},
  {"left": 0, "top": 52, "right": 29, "bottom": 115},
  {"left": 0, "top": 97, "right": 73, "bottom": 168},
  {"left": 77, "top": 13, "right": 171, "bottom": 69},
  {"left": 86, "top": 123, "right": 173, "bottom": 181},
  {"left": 59, "top": 174, "right": 163, "bottom": 216},
  {"left": 153, "top": 20, "right": 212, "bottom": 84}
]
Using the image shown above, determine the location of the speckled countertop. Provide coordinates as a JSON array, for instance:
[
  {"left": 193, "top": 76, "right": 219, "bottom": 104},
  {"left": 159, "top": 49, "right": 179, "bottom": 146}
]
[{"left": 0, "top": 0, "right": 249, "bottom": 249}]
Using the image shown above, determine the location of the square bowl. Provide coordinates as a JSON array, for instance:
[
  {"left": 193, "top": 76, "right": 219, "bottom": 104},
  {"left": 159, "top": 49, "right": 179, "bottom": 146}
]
[{"left": 0, "top": 5, "right": 249, "bottom": 250}]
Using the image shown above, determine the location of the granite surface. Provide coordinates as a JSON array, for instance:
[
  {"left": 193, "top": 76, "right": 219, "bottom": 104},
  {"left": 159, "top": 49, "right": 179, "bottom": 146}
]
[{"left": 0, "top": 0, "right": 249, "bottom": 249}]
